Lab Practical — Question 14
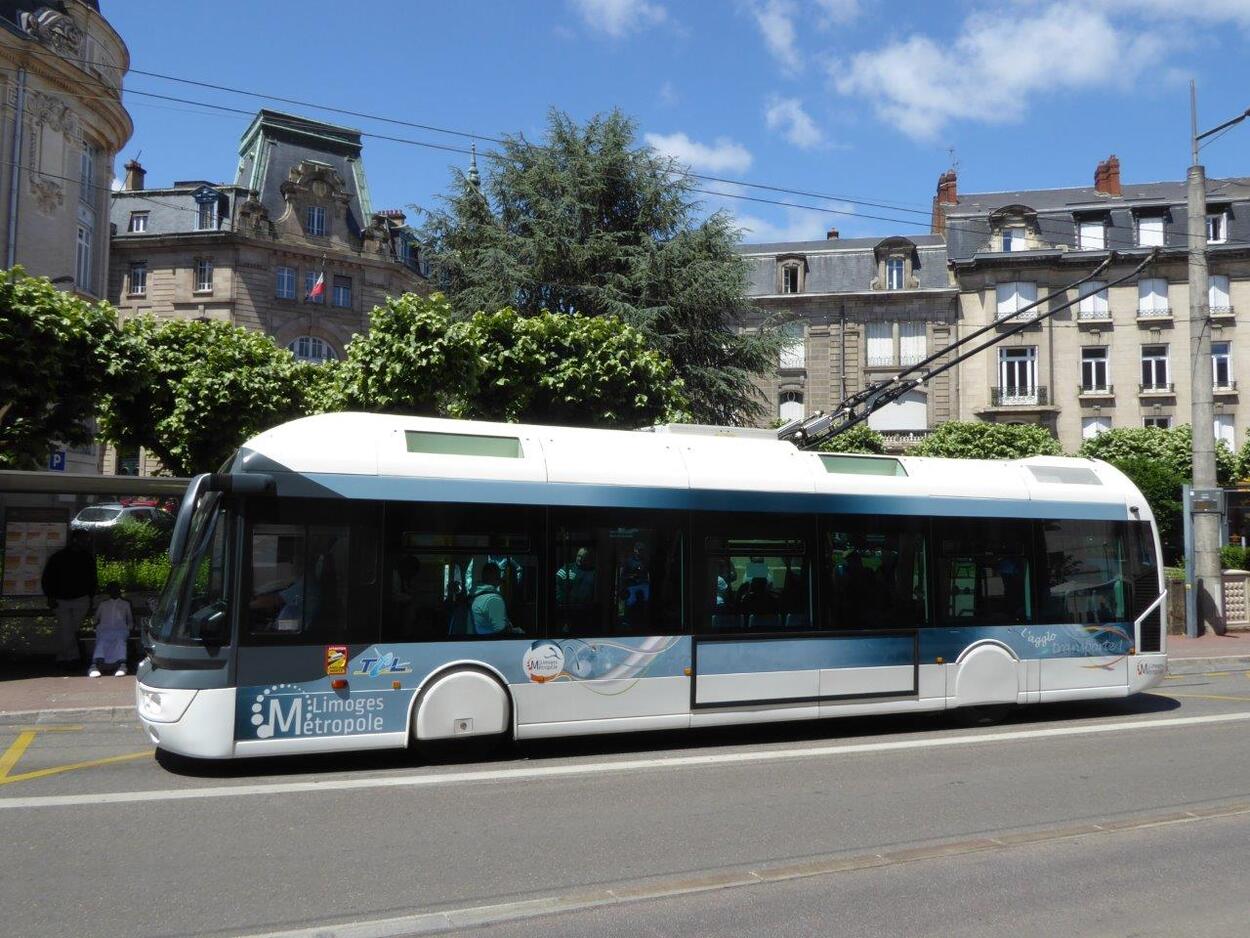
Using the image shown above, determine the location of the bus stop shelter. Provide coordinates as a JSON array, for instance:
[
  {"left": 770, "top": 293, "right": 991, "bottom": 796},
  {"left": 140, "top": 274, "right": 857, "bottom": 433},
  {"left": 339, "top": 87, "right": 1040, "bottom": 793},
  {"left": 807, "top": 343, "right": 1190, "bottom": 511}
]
[{"left": 0, "top": 470, "right": 188, "bottom": 669}]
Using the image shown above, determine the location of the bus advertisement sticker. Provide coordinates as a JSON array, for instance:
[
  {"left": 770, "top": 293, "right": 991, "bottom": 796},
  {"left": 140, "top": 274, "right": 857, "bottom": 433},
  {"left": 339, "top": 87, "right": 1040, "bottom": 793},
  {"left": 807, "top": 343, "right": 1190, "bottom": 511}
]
[{"left": 325, "top": 645, "right": 348, "bottom": 676}]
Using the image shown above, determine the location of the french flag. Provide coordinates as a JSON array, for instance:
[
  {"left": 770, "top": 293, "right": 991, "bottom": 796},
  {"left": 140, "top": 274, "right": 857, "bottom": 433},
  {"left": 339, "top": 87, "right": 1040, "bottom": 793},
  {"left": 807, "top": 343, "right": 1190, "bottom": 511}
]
[{"left": 306, "top": 270, "right": 325, "bottom": 302}]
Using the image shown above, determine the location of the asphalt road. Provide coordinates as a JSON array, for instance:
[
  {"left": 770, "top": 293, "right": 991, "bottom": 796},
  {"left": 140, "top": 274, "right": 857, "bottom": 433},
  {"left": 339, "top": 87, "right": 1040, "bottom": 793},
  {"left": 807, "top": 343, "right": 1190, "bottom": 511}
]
[{"left": 2, "top": 669, "right": 1249, "bottom": 938}]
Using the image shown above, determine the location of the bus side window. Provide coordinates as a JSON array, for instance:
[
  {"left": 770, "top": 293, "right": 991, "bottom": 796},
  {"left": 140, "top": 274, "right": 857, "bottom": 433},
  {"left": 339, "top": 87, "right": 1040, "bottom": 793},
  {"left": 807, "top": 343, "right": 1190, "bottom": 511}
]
[
  {"left": 695, "top": 513, "right": 813, "bottom": 634},
  {"left": 248, "top": 524, "right": 350, "bottom": 638},
  {"left": 935, "top": 519, "right": 1034, "bottom": 626},
  {"left": 822, "top": 517, "right": 928, "bottom": 629}
]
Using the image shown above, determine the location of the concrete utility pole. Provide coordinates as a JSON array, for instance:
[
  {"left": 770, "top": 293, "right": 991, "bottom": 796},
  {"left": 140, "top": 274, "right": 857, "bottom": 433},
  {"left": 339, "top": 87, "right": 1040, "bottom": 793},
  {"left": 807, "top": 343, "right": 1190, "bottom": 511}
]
[{"left": 1188, "top": 84, "right": 1250, "bottom": 636}]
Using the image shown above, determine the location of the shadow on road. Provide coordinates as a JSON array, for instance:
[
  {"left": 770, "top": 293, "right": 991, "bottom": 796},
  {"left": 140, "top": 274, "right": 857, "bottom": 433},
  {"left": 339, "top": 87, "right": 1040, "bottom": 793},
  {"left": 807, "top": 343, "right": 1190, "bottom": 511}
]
[{"left": 154, "top": 691, "right": 1183, "bottom": 781}]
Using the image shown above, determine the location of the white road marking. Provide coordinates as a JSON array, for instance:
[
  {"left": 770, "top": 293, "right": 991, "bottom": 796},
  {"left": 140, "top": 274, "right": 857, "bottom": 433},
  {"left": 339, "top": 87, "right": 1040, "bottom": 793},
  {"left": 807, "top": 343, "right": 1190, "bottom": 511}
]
[{"left": 1, "top": 711, "right": 1247, "bottom": 811}]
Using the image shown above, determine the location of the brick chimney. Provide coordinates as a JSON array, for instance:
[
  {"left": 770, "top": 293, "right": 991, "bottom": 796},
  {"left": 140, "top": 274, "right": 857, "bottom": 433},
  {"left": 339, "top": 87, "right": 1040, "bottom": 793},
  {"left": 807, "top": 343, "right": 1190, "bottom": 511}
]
[
  {"left": 826, "top": 226, "right": 839, "bottom": 240},
  {"left": 122, "top": 159, "right": 145, "bottom": 191},
  {"left": 931, "top": 169, "right": 958, "bottom": 234},
  {"left": 1094, "top": 155, "right": 1121, "bottom": 196}
]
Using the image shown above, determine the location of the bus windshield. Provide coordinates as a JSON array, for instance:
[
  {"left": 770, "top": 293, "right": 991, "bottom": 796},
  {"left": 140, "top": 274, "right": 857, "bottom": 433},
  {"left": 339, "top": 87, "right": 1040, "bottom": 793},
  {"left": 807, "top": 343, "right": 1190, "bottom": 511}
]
[{"left": 148, "top": 493, "right": 229, "bottom": 645}]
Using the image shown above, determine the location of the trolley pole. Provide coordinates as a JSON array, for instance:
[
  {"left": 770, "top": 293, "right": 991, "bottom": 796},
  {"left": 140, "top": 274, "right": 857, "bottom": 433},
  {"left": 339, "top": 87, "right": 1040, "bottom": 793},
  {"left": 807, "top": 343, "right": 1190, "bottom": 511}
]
[{"left": 1187, "top": 81, "right": 1223, "bottom": 636}]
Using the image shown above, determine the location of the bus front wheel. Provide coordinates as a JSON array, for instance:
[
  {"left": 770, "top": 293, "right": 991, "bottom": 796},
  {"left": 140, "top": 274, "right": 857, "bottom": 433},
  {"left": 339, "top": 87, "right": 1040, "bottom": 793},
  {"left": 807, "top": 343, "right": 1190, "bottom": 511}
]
[{"left": 410, "top": 667, "right": 512, "bottom": 751}]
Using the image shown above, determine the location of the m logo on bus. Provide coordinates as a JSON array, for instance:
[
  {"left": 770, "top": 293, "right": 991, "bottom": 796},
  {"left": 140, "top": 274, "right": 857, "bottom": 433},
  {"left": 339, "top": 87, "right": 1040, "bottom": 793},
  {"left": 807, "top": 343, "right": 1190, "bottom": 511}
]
[
  {"left": 523, "top": 642, "right": 565, "bottom": 683},
  {"left": 247, "top": 685, "right": 386, "bottom": 739}
]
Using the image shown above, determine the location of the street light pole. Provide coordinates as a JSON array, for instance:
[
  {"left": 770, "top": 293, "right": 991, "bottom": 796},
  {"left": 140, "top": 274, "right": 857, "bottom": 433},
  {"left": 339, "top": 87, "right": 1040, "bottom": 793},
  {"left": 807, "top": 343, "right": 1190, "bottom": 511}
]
[{"left": 1187, "top": 84, "right": 1250, "bottom": 636}]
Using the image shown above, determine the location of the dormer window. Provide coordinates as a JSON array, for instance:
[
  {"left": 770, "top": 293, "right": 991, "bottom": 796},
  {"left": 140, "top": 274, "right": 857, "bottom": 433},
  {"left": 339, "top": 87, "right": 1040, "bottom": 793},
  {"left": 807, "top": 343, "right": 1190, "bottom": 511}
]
[
  {"left": 777, "top": 256, "right": 805, "bottom": 294},
  {"left": 196, "top": 201, "right": 216, "bottom": 231},
  {"left": 1002, "top": 226, "right": 1027, "bottom": 252},
  {"left": 1077, "top": 218, "right": 1105, "bottom": 251},
  {"left": 886, "top": 257, "right": 904, "bottom": 290},
  {"left": 1207, "top": 212, "right": 1227, "bottom": 244},
  {"left": 306, "top": 205, "right": 327, "bottom": 237},
  {"left": 1137, "top": 214, "right": 1165, "bottom": 247}
]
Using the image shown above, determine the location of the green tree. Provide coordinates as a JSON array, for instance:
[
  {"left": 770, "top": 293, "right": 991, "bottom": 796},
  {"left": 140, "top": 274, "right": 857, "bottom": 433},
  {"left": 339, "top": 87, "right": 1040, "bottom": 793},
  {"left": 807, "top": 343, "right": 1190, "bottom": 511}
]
[
  {"left": 324, "top": 293, "right": 478, "bottom": 415},
  {"left": 97, "top": 317, "right": 314, "bottom": 476},
  {"left": 908, "top": 422, "right": 1063, "bottom": 459},
  {"left": 815, "top": 422, "right": 886, "bottom": 455},
  {"left": 1113, "top": 458, "right": 1186, "bottom": 564},
  {"left": 420, "top": 109, "right": 777, "bottom": 425},
  {"left": 460, "top": 307, "right": 687, "bottom": 427},
  {"left": 0, "top": 268, "right": 132, "bottom": 468},
  {"left": 1078, "top": 425, "right": 1236, "bottom": 484}
]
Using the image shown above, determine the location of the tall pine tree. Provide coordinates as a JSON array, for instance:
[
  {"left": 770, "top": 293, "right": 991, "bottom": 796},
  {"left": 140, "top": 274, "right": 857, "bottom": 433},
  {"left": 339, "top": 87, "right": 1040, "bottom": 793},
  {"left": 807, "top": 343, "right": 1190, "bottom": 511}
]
[{"left": 419, "top": 109, "right": 778, "bottom": 426}]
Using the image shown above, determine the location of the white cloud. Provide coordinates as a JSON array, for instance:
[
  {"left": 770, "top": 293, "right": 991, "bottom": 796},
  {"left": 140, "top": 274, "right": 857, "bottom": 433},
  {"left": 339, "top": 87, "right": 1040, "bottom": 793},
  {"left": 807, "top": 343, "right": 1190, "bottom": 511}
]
[
  {"left": 833, "top": 3, "right": 1164, "bottom": 140},
  {"left": 765, "top": 96, "right": 824, "bottom": 149},
  {"left": 733, "top": 207, "right": 841, "bottom": 243},
  {"left": 750, "top": 0, "right": 803, "bottom": 73},
  {"left": 569, "top": 0, "right": 667, "bottom": 37},
  {"left": 645, "top": 131, "right": 754, "bottom": 174},
  {"left": 658, "top": 80, "right": 679, "bottom": 107},
  {"left": 813, "top": 0, "right": 861, "bottom": 25},
  {"left": 1095, "top": 0, "right": 1250, "bottom": 28},
  {"left": 110, "top": 176, "right": 122, "bottom": 191}
]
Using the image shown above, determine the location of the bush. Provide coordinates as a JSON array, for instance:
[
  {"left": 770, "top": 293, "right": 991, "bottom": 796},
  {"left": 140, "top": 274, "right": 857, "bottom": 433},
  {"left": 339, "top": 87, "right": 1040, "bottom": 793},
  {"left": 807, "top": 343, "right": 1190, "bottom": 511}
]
[
  {"left": 96, "top": 554, "right": 171, "bottom": 593},
  {"left": 1114, "top": 458, "right": 1185, "bottom": 565},
  {"left": 1221, "top": 545, "right": 1250, "bottom": 572},
  {"left": 1079, "top": 425, "right": 1237, "bottom": 485},
  {"left": 908, "top": 422, "right": 1062, "bottom": 460},
  {"left": 96, "top": 519, "right": 168, "bottom": 561},
  {"left": 814, "top": 423, "right": 886, "bottom": 455}
]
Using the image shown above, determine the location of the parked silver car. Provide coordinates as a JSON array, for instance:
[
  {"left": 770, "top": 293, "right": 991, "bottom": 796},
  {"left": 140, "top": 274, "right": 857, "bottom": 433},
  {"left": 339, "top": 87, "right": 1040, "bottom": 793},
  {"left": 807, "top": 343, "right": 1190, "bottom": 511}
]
[{"left": 71, "top": 503, "right": 173, "bottom": 532}]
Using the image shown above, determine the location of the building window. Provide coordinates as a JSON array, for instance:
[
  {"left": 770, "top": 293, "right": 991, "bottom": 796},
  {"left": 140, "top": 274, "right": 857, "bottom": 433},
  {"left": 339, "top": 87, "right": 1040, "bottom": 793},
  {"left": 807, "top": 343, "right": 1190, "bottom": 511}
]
[
  {"left": 995, "top": 281, "right": 1038, "bottom": 320},
  {"left": 1144, "top": 416, "right": 1172, "bottom": 430},
  {"left": 1213, "top": 341, "right": 1232, "bottom": 389},
  {"left": 779, "top": 322, "right": 805, "bottom": 369},
  {"left": 1002, "top": 226, "right": 1027, "bottom": 252},
  {"left": 1078, "top": 220, "right": 1105, "bottom": 251},
  {"left": 114, "top": 445, "right": 140, "bottom": 477},
  {"left": 1077, "top": 280, "right": 1109, "bottom": 319},
  {"left": 900, "top": 321, "right": 926, "bottom": 365},
  {"left": 287, "top": 336, "right": 339, "bottom": 364},
  {"left": 79, "top": 144, "right": 96, "bottom": 204},
  {"left": 1137, "top": 278, "right": 1169, "bottom": 316},
  {"left": 1137, "top": 215, "right": 1165, "bottom": 247},
  {"left": 1215, "top": 414, "right": 1235, "bottom": 448},
  {"left": 779, "top": 390, "right": 804, "bottom": 423},
  {"left": 194, "top": 259, "right": 213, "bottom": 293},
  {"left": 127, "top": 262, "right": 147, "bottom": 296},
  {"left": 1210, "top": 274, "right": 1231, "bottom": 313},
  {"left": 306, "top": 205, "right": 327, "bottom": 236},
  {"left": 275, "top": 266, "right": 295, "bottom": 299},
  {"left": 998, "top": 346, "right": 1038, "bottom": 403},
  {"left": 304, "top": 269, "right": 325, "bottom": 304},
  {"left": 127, "top": 212, "right": 148, "bottom": 233},
  {"left": 1081, "top": 347, "right": 1108, "bottom": 391},
  {"left": 75, "top": 223, "right": 92, "bottom": 289},
  {"left": 885, "top": 257, "right": 905, "bottom": 290},
  {"left": 1082, "top": 416, "right": 1110, "bottom": 440},
  {"left": 1141, "top": 344, "right": 1169, "bottom": 390},
  {"left": 196, "top": 201, "right": 217, "bottom": 231},
  {"left": 781, "top": 264, "right": 800, "bottom": 294},
  {"left": 866, "top": 321, "right": 894, "bottom": 367},
  {"left": 1207, "top": 213, "right": 1227, "bottom": 244},
  {"left": 332, "top": 275, "right": 352, "bottom": 308}
]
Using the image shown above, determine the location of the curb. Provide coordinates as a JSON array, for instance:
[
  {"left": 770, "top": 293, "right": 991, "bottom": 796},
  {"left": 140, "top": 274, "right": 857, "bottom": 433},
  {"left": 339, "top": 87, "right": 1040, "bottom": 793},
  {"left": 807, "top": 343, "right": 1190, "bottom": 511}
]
[
  {"left": 0, "top": 705, "right": 135, "bottom": 726},
  {"left": 1167, "top": 655, "right": 1250, "bottom": 675}
]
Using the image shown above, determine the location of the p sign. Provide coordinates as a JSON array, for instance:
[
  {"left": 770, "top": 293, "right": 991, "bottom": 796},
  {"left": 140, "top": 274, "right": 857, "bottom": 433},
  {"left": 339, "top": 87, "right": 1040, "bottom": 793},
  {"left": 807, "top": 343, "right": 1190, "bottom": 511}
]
[{"left": 48, "top": 450, "right": 66, "bottom": 471}]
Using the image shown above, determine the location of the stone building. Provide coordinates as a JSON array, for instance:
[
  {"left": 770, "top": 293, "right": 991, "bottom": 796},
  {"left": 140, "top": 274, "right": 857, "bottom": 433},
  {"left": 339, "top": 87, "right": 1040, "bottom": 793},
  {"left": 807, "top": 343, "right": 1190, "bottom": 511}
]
[
  {"left": 936, "top": 159, "right": 1250, "bottom": 453},
  {"left": 736, "top": 228, "right": 959, "bottom": 448},
  {"left": 106, "top": 109, "right": 428, "bottom": 475},
  {"left": 0, "top": 1, "right": 131, "bottom": 472}
]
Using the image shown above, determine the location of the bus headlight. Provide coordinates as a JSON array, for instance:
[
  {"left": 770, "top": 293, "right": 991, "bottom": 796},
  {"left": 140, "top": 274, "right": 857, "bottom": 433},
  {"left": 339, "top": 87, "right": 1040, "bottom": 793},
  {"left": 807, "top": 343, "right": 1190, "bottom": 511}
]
[{"left": 138, "top": 686, "right": 197, "bottom": 723}]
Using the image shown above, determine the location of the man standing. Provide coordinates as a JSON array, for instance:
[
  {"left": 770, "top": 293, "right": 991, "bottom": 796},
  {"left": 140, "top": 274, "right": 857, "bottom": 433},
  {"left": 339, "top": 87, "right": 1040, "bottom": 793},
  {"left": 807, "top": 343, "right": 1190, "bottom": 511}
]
[
  {"left": 469, "top": 562, "right": 510, "bottom": 635},
  {"left": 41, "top": 531, "right": 97, "bottom": 668}
]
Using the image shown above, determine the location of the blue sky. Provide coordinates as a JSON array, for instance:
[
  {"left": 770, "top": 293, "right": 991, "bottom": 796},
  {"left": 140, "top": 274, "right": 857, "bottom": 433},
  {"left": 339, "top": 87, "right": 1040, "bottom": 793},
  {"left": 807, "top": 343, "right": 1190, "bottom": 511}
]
[{"left": 107, "top": 0, "right": 1250, "bottom": 244}]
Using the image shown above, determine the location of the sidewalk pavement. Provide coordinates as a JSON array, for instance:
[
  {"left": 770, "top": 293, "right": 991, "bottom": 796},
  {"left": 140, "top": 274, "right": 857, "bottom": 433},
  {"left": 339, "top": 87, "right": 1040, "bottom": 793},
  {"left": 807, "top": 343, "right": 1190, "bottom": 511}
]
[{"left": 1, "top": 632, "right": 1247, "bottom": 725}]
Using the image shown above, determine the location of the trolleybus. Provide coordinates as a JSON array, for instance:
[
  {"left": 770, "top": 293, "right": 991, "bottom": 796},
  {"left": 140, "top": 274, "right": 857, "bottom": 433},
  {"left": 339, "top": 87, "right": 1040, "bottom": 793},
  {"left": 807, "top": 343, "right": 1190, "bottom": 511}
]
[{"left": 136, "top": 412, "right": 1167, "bottom": 759}]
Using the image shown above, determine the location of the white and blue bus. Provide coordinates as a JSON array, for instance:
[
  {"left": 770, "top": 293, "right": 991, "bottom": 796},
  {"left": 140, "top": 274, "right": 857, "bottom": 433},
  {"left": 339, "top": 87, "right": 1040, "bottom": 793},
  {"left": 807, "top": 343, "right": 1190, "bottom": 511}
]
[{"left": 136, "top": 413, "right": 1167, "bottom": 760}]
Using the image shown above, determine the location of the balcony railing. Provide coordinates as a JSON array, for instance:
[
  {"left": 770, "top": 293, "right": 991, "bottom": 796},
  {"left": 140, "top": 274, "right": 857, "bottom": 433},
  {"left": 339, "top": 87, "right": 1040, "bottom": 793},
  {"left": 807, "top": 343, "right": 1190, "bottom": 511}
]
[
  {"left": 991, "top": 386, "right": 1048, "bottom": 406},
  {"left": 1215, "top": 380, "right": 1238, "bottom": 393},
  {"left": 865, "top": 355, "right": 897, "bottom": 368},
  {"left": 996, "top": 308, "right": 1040, "bottom": 323},
  {"left": 1136, "top": 306, "right": 1172, "bottom": 319},
  {"left": 1139, "top": 382, "right": 1175, "bottom": 394},
  {"left": 1077, "top": 308, "right": 1111, "bottom": 321},
  {"left": 1079, "top": 384, "right": 1114, "bottom": 395},
  {"left": 1211, "top": 305, "right": 1236, "bottom": 318}
]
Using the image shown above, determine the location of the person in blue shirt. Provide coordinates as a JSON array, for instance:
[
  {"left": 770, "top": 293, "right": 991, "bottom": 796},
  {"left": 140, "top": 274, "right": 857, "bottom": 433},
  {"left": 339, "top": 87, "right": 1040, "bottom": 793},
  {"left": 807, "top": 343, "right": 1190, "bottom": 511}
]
[{"left": 469, "top": 562, "right": 511, "bottom": 635}]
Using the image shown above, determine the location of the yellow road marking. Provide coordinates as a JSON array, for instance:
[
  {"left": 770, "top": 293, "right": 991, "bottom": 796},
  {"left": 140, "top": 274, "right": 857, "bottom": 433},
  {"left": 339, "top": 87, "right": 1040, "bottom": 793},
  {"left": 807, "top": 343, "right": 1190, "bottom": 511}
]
[
  {"left": 0, "top": 750, "right": 151, "bottom": 787},
  {"left": 0, "top": 732, "right": 36, "bottom": 778},
  {"left": 3, "top": 725, "right": 83, "bottom": 734},
  {"left": 1164, "top": 692, "right": 1250, "bottom": 703}
]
